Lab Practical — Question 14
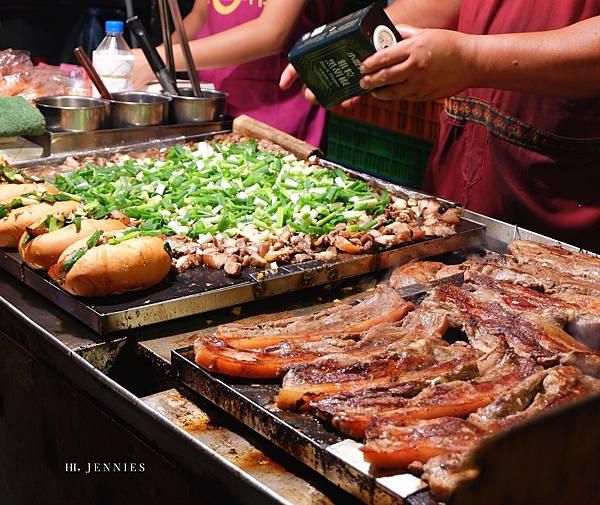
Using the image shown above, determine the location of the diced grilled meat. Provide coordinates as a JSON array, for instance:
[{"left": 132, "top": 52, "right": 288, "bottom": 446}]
[
  {"left": 203, "top": 251, "right": 228, "bottom": 270},
  {"left": 223, "top": 255, "right": 242, "bottom": 277}
]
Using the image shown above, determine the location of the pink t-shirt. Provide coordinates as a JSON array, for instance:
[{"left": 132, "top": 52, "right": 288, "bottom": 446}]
[{"left": 197, "top": 0, "right": 325, "bottom": 146}]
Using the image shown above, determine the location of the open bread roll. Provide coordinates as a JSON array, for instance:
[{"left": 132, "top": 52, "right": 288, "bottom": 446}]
[
  {"left": 0, "top": 183, "right": 57, "bottom": 204},
  {"left": 0, "top": 200, "right": 81, "bottom": 247},
  {"left": 19, "top": 218, "right": 126, "bottom": 269},
  {"left": 48, "top": 231, "right": 172, "bottom": 297}
]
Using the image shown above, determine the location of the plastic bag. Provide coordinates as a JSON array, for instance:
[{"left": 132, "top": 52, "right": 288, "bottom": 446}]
[
  {"left": 0, "top": 49, "right": 33, "bottom": 77},
  {"left": 0, "top": 51, "right": 91, "bottom": 100}
]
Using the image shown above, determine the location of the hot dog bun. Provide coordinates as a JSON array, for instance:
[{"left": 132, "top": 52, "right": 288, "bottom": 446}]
[
  {"left": 48, "top": 234, "right": 172, "bottom": 297},
  {"left": 0, "top": 183, "right": 57, "bottom": 204},
  {"left": 19, "top": 218, "right": 127, "bottom": 269},
  {"left": 0, "top": 200, "right": 81, "bottom": 247}
]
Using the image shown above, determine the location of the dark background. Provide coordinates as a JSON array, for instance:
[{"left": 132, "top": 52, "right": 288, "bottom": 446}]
[
  {"left": 0, "top": 1, "right": 379, "bottom": 65},
  {"left": 0, "top": 0, "right": 195, "bottom": 64}
]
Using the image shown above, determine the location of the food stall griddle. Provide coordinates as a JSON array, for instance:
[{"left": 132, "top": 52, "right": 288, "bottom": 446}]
[
  {"left": 171, "top": 346, "right": 425, "bottom": 505},
  {"left": 170, "top": 278, "right": 466, "bottom": 505},
  {"left": 0, "top": 219, "right": 484, "bottom": 334}
]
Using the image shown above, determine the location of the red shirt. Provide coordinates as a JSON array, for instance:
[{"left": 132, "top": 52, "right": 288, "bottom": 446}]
[{"left": 424, "top": 0, "right": 600, "bottom": 252}]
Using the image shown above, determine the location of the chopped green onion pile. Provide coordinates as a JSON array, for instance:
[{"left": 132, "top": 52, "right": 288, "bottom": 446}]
[{"left": 52, "top": 140, "right": 389, "bottom": 241}]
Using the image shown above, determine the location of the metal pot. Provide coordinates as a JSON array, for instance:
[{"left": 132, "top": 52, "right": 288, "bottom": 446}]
[
  {"left": 110, "top": 91, "right": 171, "bottom": 128},
  {"left": 34, "top": 96, "right": 109, "bottom": 132},
  {"left": 169, "top": 88, "right": 227, "bottom": 124}
]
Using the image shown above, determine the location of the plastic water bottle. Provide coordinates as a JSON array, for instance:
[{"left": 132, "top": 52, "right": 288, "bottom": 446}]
[{"left": 92, "top": 20, "right": 135, "bottom": 96}]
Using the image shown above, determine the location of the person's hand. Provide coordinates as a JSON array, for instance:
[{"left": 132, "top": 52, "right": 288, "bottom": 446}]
[
  {"left": 132, "top": 47, "right": 156, "bottom": 91},
  {"left": 359, "top": 25, "right": 474, "bottom": 101},
  {"left": 279, "top": 64, "right": 362, "bottom": 109},
  {"left": 279, "top": 64, "right": 319, "bottom": 104}
]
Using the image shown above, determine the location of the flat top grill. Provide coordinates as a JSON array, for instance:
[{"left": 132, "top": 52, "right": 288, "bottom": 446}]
[{"left": 0, "top": 218, "right": 484, "bottom": 334}]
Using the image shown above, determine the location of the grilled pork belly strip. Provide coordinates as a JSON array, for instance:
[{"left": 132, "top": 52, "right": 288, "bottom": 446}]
[
  {"left": 277, "top": 329, "right": 478, "bottom": 410},
  {"left": 508, "top": 240, "right": 600, "bottom": 283},
  {"left": 315, "top": 348, "right": 539, "bottom": 439},
  {"left": 213, "top": 285, "right": 412, "bottom": 347},
  {"left": 431, "top": 284, "right": 596, "bottom": 365},
  {"left": 464, "top": 271, "right": 600, "bottom": 348},
  {"left": 422, "top": 365, "right": 600, "bottom": 499},
  {"left": 363, "top": 417, "right": 484, "bottom": 470},
  {"left": 389, "top": 261, "right": 445, "bottom": 289},
  {"left": 460, "top": 254, "right": 600, "bottom": 297},
  {"left": 277, "top": 303, "right": 480, "bottom": 410},
  {"left": 194, "top": 286, "right": 414, "bottom": 378},
  {"left": 364, "top": 366, "right": 600, "bottom": 498}
]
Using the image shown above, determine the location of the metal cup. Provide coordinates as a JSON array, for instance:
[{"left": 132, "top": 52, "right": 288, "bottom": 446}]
[
  {"left": 169, "top": 88, "right": 227, "bottom": 124},
  {"left": 34, "top": 96, "right": 109, "bottom": 132},
  {"left": 110, "top": 91, "right": 171, "bottom": 128}
]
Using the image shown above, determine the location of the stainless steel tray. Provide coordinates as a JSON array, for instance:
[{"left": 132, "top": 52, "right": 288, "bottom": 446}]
[
  {"left": 3, "top": 137, "right": 486, "bottom": 335},
  {"left": 0, "top": 219, "right": 485, "bottom": 334},
  {"left": 172, "top": 346, "right": 438, "bottom": 505},
  {"left": 22, "top": 118, "right": 232, "bottom": 158}
]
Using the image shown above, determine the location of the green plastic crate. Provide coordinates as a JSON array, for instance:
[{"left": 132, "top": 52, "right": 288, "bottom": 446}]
[{"left": 326, "top": 115, "right": 433, "bottom": 188}]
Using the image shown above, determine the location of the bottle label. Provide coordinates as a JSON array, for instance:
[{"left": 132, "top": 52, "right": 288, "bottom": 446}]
[
  {"left": 373, "top": 25, "right": 397, "bottom": 51},
  {"left": 92, "top": 51, "right": 135, "bottom": 95}
]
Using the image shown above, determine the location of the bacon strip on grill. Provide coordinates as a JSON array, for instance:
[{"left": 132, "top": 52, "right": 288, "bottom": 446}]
[
  {"left": 193, "top": 286, "right": 414, "bottom": 378},
  {"left": 277, "top": 303, "right": 480, "bottom": 410},
  {"left": 464, "top": 271, "right": 600, "bottom": 350},
  {"left": 508, "top": 240, "right": 600, "bottom": 283},
  {"left": 430, "top": 284, "right": 597, "bottom": 367},
  {"left": 362, "top": 366, "right": 600, "bottom": 498},
  {"left": 314, "top": 348, "right": 539, "bottom": 439},
  {"left": 422, "top": 365, "right": 600, "bottom": 499},
  {"left": 459, "top": 254, "right": 600, "bottom": 297}
]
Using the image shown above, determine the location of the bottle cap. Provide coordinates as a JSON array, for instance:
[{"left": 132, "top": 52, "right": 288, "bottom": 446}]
[{"left": 105, "top": 20, "right": 124, "bottom": 33}]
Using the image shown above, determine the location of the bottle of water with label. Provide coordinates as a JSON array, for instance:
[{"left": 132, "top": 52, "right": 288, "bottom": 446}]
[{"left": 92, "top": 20, "right": 135, "bottom": 96}]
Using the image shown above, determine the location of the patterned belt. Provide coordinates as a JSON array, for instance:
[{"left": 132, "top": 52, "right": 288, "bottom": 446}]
[{"left": 444, "top": 96, "right": 600, "bottom": 156}]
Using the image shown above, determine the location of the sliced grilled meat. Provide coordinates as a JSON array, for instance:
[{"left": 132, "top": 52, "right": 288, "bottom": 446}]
[
  {"left": 389, "top": 261, "right": 445, "bottom": 289},
  {"left": 332, "top": 349, "right": 539, "bottom": 439},
  {"left": 363, "top": 417, "right": 483, "bottom": 470},
  {"left": 278, "top": 323, "right": 480, "bottom": 411},
  {"left": 431, "top": 284, "right": 596, "bottom": 365},
  {"left": 193, "top": 286, "right": 414, "bottom": 378},
  {"left": 508, "top": 240, "right": 600, "bottom": 283}
]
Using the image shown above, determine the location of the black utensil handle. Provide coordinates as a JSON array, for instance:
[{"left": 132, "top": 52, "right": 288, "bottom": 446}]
[
  {"left": 127, "top": 16, "right": 179, "bottom": 95},
  {"left": 127, "top": 16, "right": 166, "bottom": 74}
]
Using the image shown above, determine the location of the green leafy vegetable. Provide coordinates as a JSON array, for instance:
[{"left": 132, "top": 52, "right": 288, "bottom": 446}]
[{"left": 51, "top": 140, "right": 389, "bottom": 240}]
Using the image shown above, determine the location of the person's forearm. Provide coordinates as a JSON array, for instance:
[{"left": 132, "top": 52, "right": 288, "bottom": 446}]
[
  {"left": 386, "top": 0, "right": 461, "bottom": 30},
  {"left": 166, "top": 18, "right": 288, "bottom": 70},
  {"left": 466, "top": 16, "right": 600, "bottom": 99}
]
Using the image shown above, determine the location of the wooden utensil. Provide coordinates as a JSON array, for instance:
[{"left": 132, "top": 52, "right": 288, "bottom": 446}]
[
  {"left": 73, "top": 46, "right": 112, "bottom": 101},
  {"left": 166, "top": 0, "right": 204, "bottom": 98}
]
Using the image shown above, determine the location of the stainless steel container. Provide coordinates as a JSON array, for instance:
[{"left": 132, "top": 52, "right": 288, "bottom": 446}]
[
  {"left": 169, "top": 89, "right": 227, "bottom": 124},
  {"left": 34, "top": 96, "right": 109, "bottom": 132},
  {"left": 110, "top": 91, "right": 171, "bottom": 128}
]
